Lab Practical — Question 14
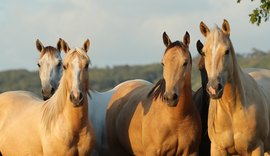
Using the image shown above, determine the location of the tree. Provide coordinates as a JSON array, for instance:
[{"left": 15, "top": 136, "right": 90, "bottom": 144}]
[{"left": 237, "top": 0, "right": 270, "bottom": 25}]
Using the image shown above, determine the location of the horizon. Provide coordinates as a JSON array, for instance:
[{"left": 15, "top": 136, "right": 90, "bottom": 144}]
[{"left": 0, "top": 48, "right": 268, "bottom": 72}]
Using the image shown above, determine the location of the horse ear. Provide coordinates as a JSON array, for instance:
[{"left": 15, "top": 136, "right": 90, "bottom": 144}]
[
  {"left": 196, "top": 40, "right": 204, "bottom": 56},
  {"left": 83, "top": 39, "right": 90, "bottom": 53},
  {"left": 162, "top": 32, "right": 171, "bottom": 47},
  {"left": 36, "top": 39, "right": 44, "bottom": 53},
  {"left": 183, "top": 31, "right": 190, "bottom": 46},
  {"left": 200, "top": 21, "right": 210, "bottom": 37},
  {"left": 61, "top": 39, "right": 70, "bottom": 53},
  {"left": 222, "top": 19, "right": 230, "bottom": 36},
  {"left": 57, "top": 38, "right": 62, "bottom": 52}
]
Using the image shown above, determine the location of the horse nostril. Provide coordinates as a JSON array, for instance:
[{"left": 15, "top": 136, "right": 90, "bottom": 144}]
[
  {"left": 172, "top": 93, "right": 178, "bottom": 101},
  {"left": 41, "top": 89, "right": 44, "bottom": 94},
  {"left": 70, "top": 93, "right": 74, "bottom": 101},
  {"left": 51, "top": 87, "right": 55, "bottom": 94},
  {"left": 163, "top": 96, "right": 167, "bottom": 101},
  {"left": 79, "top": 92, "right": 83, "bottom": 100},
  {"left": 217, "top": 83, "right": 223, "bottom": 91}
]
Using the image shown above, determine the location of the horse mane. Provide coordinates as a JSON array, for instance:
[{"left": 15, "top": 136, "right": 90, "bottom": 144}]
[
  {"left": 41, "top": 48, "right": 90, "bottom": 131},
  {"left": 41, "top": 73, "right": 67, "bottom": 131},
  {"left": 147, "top": 78, "right": 166, "bottom": 100},
  {"left": 147, "top": 40, "right": 191, "bottom": 100},
  {"left": 44, "top": 46, "right": 57, "bottom": 52},
  {"left": 198, "top": 56, "right": 205, "bottom": 71}
]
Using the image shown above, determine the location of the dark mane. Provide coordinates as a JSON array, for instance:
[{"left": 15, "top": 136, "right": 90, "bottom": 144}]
[
  {"left": 40, "top": 46, "right": 58, "bottom": 58},
  {"left": 166, "top": 41, "right": 192, "bottom": 65},
  {"left": 147, "top": 78, "right": 165, "bottom": 100},
  {"left": 198, "top": 56, "right": 205, "bottom": 70},
  {"left": 44, "top": 46, "right": 57, "bottom": 52},
  {"left": 165, "top": 41, "right": 182, "bottom": 53}
]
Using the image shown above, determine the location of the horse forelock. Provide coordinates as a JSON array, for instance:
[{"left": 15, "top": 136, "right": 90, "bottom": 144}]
[
  {"left": 164, "top": 41, "right": 191, "bottom": 64},
  {"left": 65, "top": 48, "right": 90, "bottom": 65},
  {"left": 40, "top": 46, "right": 59, "bottom": 58},
  {"left": 164, "top": 41, "right": 186, "bottom": 54},
  {"left": 41, "top": 74, "right": 67, "bottom": 131}
]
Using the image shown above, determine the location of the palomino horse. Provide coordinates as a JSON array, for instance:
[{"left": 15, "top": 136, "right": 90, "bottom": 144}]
[
  {"left": 199, "top": 19, "right": 270, "bottom": 155},
  {"left": 192, "top": 40, "right": 210, "bottom": 156},
  {"left": 37, "top": 38, "right": 114, "bottom": 155},
  {"left": 106, "top": 32, "right": 201, "bottom": 155},
  {"left": 36, "top": 38, "right": 63, "bottom": 100},
  {"left": 61, "top": 39, "right": 115, "bottom": 155},
  {"left": 0, "top": 39, "right": 94, "bottom": 155}
]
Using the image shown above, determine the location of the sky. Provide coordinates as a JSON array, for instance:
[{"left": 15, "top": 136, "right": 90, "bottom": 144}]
[{"left": 0, "top": 0, "right": 269, "bottom": 71}]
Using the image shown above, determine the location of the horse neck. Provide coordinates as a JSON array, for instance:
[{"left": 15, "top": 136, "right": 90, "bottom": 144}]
[{"left": 63, "top": 92, "right": 89, "bottom": 133}]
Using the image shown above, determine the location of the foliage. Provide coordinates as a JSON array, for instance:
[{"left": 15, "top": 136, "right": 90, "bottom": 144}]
[
  {"left": 0, "top": 50, "right": 269, "bottom": 98},
  {"left": 237, "top": 0, "right": 270, "bottom": 25}
]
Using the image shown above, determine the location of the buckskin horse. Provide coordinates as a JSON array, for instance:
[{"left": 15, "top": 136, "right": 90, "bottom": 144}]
[{"left": 106, "top": 32, "right": 201, "bottom": 155}]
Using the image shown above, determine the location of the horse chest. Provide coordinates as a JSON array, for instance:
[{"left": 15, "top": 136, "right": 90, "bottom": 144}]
[
  {"left": 209, "top": 102, "right": 260, "bottom": 154},
  {"left": 141, "top": 115, "right": 196, "bottom": 154}
]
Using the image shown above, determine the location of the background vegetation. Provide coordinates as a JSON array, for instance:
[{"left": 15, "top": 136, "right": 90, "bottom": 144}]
[
  {"left": 237, "top": 0, "right": 270, "bottom": 25},
  {"left": 0, "top": 49, "right": 269, "bottom": 98}
]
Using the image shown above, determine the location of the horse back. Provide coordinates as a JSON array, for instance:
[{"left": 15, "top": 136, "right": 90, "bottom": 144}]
[
  {"left": 0, "top": 91, "right": 43, "bottom": 155},
  {"left": 243, "top": 68, "right": 270, "bottom": 151},
  {"left": 106, "top": 80, "right": 152, "bottom": 155}
]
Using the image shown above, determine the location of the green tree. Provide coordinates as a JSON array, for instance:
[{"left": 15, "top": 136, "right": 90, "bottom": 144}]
[{"left": 237, "top": 0, "right": 270, "bottom": 25}]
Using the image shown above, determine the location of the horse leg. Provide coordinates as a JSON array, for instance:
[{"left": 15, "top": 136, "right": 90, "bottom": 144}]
[{"left": 211, "top": 143, "right": 228, "bottom": 156}]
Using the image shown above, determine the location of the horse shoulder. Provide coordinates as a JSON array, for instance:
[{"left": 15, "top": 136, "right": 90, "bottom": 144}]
[
  {"left": 106, "top": 82, "right": 152, "bottom": 154},
  {"left": 0, "top": 91, "right": 44, "bottom": 155}
]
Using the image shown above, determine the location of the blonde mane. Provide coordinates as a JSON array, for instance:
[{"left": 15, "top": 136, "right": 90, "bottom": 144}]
[{"left": 41, "top": 48, "right": 90, "bottom": 131}]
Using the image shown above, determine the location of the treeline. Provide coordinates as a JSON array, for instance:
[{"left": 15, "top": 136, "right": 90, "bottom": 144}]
[{"left": 0, "top": 49, "right": 269, "bottom": 98}]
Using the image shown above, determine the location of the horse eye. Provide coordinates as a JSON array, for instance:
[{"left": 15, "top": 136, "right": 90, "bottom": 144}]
[
  {"left": 225, "top": 50, "right": 230, "bottom": 55},
  {"left": 63, "top": 65, "right": 67, "bottom": 70},
  {"left": 37, "top": 63, "right": 41, "bottom": 68},
  {"left": 161, "top": 62, "right": 164, "bottom": 66},
  {"left": 183, "top": 62, "right": 188, "bottom": 67}
]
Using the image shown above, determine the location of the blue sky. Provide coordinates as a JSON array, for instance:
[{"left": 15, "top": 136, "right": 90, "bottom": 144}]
[{"left": 0, "top": 0, "right": 269, "bottom": 71}]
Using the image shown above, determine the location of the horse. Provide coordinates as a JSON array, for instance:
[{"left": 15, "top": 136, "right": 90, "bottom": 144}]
[
  {"left": 192, "top": 40, "right": 211, "bottom": 156},
  {"left": 61, "top": 39, "right": 118, "bottom": 155},
  {"left": 0, "top": 39, "right": 95, "bottom": 155},
  {"left": 37, "top": 38, "right": 114, "bottom": 155},
  {"left": 106, "top": 31, "right": 201, "bottom": 155},
  {"left": 36, "top": 38, "right": 64, "bottom": 100},
  {"left": 199, "top": 19, "right": 270, "bottom": 155}
]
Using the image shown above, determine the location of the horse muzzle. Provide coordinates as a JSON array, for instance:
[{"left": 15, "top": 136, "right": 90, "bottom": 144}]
[
  {"left": 163, "top": 92, "right": 179, "bottom": 107},
  {"left": 206, "top": 81, "right": 224, "bottom": 99},
  {"left": 41, "top": 87, "right": 55, "bottom": 101},
  {"left": 70, "top": 91, "right": 84, "bottom": 107}
]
